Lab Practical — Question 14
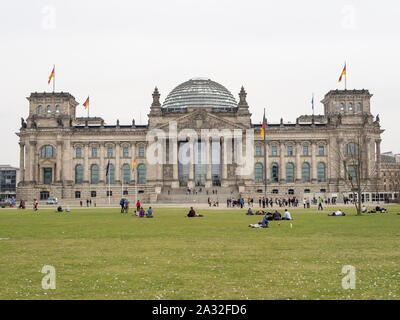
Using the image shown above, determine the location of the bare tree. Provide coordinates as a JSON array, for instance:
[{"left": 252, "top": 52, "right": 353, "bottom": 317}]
[{"left": 334, "top": 129, "right": 380, "bottom": 216}]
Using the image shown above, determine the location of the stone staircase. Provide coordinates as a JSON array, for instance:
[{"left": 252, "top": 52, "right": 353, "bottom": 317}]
[{"left": 156, "top": 186, "right": 240, "bottom": 204}]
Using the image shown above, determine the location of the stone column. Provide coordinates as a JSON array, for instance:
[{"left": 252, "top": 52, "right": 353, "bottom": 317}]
[
  {"left": 206, "top": 138, "right": 212, "bottom": 187},
  {"left": 280, "top": 142, "right": 285, "bottom": 182},
  {"left": 19, "top": 142, "right": 25, "bottom": 182},
  {"left": 62, "top": 140, "right": 72, "bottom": 184},
  {"left": 376, "top": 139, "right": 382, "bottom": 179},
  {"left": 25, "top": 141, "right": 31, "bottom": 182},
  {"left": 100, "top": 143, "right": 105, "bottom": 183},
  {"left": 172, "top": 141, "right": 178, "bottom": 186},
  {"left": 115, "top": 143, "right": 121, "bottom": 183},
  {"left": 221, "top": 137, "right": 227, "bottom": 181},
  {"left": 365, "top": 138, "right": 371, "bottom": 179},
  {"left": 84, "top": 143, "right": 89, "bottom": 183},
  {"left": 337, "top": 138, "right": 344, "bottom": 181},
  {"left": 32, "top": 142, "right": 38, "bottom": 183},
  {"left": 131, "top": 142, "right": 136, "bottom": 183},
  {"left": 295, "top": 142, "right": 301, "bottom": 181},
  {"left": 189, "top": 139, "right": 194, "bottom": 187},
  {"left": 56, "top": 140, "right": 63, "bottom": 182},
  {"left": 311, "top": 142, "right": 317, "bottom": 182}
]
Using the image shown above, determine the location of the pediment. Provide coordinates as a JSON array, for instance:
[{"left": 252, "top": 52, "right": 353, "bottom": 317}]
[{"left": 157, "top": 110, "right": 247, "bottom": 131}]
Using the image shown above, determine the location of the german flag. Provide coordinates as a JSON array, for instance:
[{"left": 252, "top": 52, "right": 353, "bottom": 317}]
[
  {"left": 48, "top": 66, "right": 55, "bottom": 84},
  {"left": 132, "top": 159, "right": 136, "bottom": 172},
  {"left": 338, "top": 63, "right": 346, "bottom": 82},
  {"left": 261, "top": 109, "right": 265, "bottom": 139},
  {"left": 83, "top": 96, "right": 89, "bottom": 109}
]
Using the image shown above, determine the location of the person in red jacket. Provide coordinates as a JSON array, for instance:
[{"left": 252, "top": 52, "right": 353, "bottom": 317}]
[{"left": 136, "top": 200, "right": 141, "bottom": 212}]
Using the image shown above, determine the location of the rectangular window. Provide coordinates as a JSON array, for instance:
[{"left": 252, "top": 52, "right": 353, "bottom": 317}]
[
  {"left": 40, "top": 191, "right": 50, "bottom": 200},
  {"left": 287, "top": 146, "right": 293, "bottom": 156},
  {"left": 255, "top": 146, "right": 262, "bottom": 156},
  {"left": 107, "top": 147, "right": 113, "bottom": 158},
  {"left": 318, "top": 146, "right": 325, "bottom": 156},
  {"left": 76, "top": 148, "right": 82, "bottom": 158},
  {"left": 75, "top": 191, "right": 81, "bottom": 198},
  {"left": 272, "top": 189, "right": 279, "bottom": 194},
  {"left": 107, "top": 191, "right": 112, "bottom": 197},
  {"left": 123, "top": 147, "right": 129, "bottom": 158},
  {"left": 123, "top": 190, "right": 128, "bottom": 195},
  {"left": 139, "top": 147, "right": 145, "bottom": 158},
  {"left": 303, "top": 146, "right": 309, "bottom": 156},
  {"left": 43, "top": 168, "right": 52, "bottom": 185},
  {"left": 271, "top": 146, "right": 278, "bottom": 156},
  {"left": 91, "top": 191, "right": 97, "bottom": 198},
  {"left": 91, "top": 148, "right": 98, "bottom": 158}
]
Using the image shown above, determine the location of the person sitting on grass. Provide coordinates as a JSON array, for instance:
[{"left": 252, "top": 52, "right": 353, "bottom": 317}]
[
  {"left": 249, "top": 214, "right": 269, "bottom": 228},
  {"left": 283, "top": 209, "right": 293, "bottom": 220},
  {"left": 132, "top": 210, "right": 138, "bottom": 217},
  {"left": 328, "top": 209, "right": 346, "bottom": 216},
  {"left": 187, "top": 207, "right": 203, "bottom": 217},
  {"left": 139, "top": 207, "right": 146, "bottom": 218},
  {"left": 362, "top": 206, "right": 367, "bottom": 213},
  {"left": 272, "top": 210, "right": 282, "bottom": 220},
  {"left": 146, "top": 207, "right": 154, "bottom": 218},
  {"left": 246, "top": 208, "right": 254, "bottom": 215},
  {"left": 57, "top": 206, "right": 63, "bottom": 213}
]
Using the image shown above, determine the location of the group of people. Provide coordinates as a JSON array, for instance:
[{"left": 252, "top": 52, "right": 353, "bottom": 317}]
[
  {"left": 79, "top": 199, "right": 96, "bottom": 207},
  {"left": 248, "top": 209, "right": 293, "bottom": 228},
  {"left": 246, "top": 208, "right": 292, "bottom": 220},
  {"left": 362, "top": 205, "right": 388, "bottom": 213}
]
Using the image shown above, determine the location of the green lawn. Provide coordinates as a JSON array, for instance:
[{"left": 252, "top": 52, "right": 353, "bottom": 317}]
[{"left": 0, "top": 205, "right": 400, "bottom": 300}]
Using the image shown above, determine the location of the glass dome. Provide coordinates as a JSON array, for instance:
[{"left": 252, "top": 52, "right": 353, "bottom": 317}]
[{"left": 162, "top": 78, "right": 237, "bottom": 110}]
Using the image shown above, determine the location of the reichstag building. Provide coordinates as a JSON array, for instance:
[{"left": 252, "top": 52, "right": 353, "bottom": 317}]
[{"left": 17, "top": 78, "right": 383, "bottom": 203}]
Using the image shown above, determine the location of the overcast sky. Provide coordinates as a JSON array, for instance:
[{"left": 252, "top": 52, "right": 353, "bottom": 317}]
[{"left": 1, "top": 0, "right": 399, "bottom": 166}]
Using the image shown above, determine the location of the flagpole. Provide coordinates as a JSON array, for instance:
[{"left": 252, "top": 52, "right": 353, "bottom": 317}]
[
  {"left": 345, "top": 61, "right": 347, "bottom": 90},
  {"left": 263, "top": 108, "right": 267, "bottom": 200},
  {"left": 53, "top": 65, "right": 55, "bottom": 93}
]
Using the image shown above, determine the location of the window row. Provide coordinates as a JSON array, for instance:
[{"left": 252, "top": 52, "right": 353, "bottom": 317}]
[
  {"left": 339, "top": 102, "right": 362, "bottom": 112},
  {"left": 37, "top": 105, "right": 61, "bottom": 114},
  {"left": 254, "top": 162, "right": 327, "bottom": 183},
  {"left": 256, "top": 145, "right": 325, "bottom": 157},
  {"left": 75, "top": 146, "right": 145, "bottom": 158},
  {"left": 74, "top": 164, "right": 146, "bottom": 185}
]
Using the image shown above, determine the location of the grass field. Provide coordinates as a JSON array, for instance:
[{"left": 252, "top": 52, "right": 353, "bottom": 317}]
[{"left": 0, "top": 205, "right": 399, "bottom": 300}]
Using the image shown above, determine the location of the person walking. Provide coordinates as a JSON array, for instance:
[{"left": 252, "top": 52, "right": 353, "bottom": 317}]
[
  {"left": 318, "top": 197, "right": 323, "bottom": 211},
  {"left": 136, "top": 200, "right": 141, "bottom": 212}
]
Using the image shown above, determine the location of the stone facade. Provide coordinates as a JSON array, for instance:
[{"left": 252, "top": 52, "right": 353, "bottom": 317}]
[{"left": 16, "top": 80, "right": 384, "bottom": 204}]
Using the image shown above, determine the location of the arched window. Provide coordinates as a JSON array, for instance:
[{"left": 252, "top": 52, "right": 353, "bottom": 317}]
[
  {"left": 286, "top": 163, "right": 294, "bottom": 182},
  {"left": 38, "top": 105, "right": 43, "bottom": 114},
  {"left": 47, "top": 105, "right": 52, "bottom": 114},
  {"left": 302, "top": 162, "right": 310, "bottom": 182},
  {"left": 356, "top": 103, "right": 362, "bottom": 111},
  {"left": 271, "top": 163, "right": 279, "bottom": 182},
  {"left": 122, "top": 164, "right": 131, "bottom": 184},
  {"left": 106, "top": 164, "right": 115, "bottom": 184},
  {"left": 40, "top": 145, "right": 56, "bottom": 158},
  {"left": 91, "top": 164, "right": 99, "bottom": 184},
  {"left": 75, "top": 164, "right": 83, "bottom": 184},
  {"left": 345, "top": 142, "right": 359, "bottom": 155},
  {"left": 348, "top": 103, "right": 353, "bottom": 111},
  {"left": 317, "top": 162, "right": 326, "bottom": 182},
  {"left": 254, "top": 163, "right": 263, "bottom": 183},
  {"left": 340, "top": 103, "right": 344, "bottom": 111},
  {"left": 137, "top": 164, "right": 146, "bottom": 184},
  {"left": 56, "top": 105, "right": 61, "bottom": 114}
]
